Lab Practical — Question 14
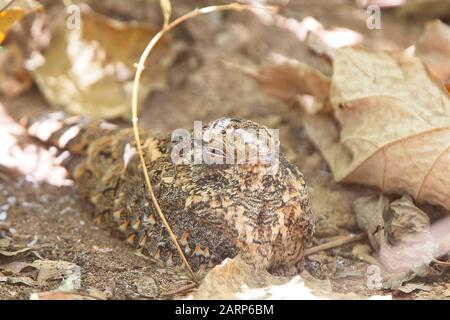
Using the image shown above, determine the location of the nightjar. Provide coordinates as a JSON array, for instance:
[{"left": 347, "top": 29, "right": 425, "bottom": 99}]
[{"left": 24, "top": 112, "right": 314, "bottom": 275}]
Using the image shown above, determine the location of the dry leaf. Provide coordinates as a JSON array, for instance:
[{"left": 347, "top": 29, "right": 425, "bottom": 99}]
[
  {"left": 246, "top": 56, "right": 331, "bottom": 104},
  {"left": 0, "top": 238, "right": 10, "bottom": 250},
  {"left": 32, "top": 4, "right": 171, "bottom": 119},
  {"left": 0, "top": 0, "right": 42, "bottom": 43},
  {"left": 393, "top": 0, "right": 450, "bottom": 22},
  {"left": 353, "top": 194, "right": 389, "bottom": 251},
  {"left": 397, "top": 283, "right": 432, "bottom": 294},
  {"left": 0, "top": 275, "right": 36, "bottom": 286},
  {"left": 30, "top": 260, "right": 81, "bottom": 285},
  {"left": 387, "top": 195, "right": 431, "bottom": 245},
  {"left": 190, "top": 255, "right": 389, "bottom": 300},
  {"left": 353, "top": 194, "right": 436, "bottom": 288},
  {"left": 0, "top": 246, "right": 31, "bottom": 257},
  {"left": 305, "top": 47, "right": 450, "bottom": 210},
  {"left": 160, "top": 0, "right": 171, "bottom": 28},
  {"left": 0, "top": 259, "right": 81, "bottom": 289},
  {"left": 87, "top": 287, "right": 109, "bottom": 300},
  {"left": 30, "top": 291, "right": 101, "bottom": 300},
  {"left": 0, "top": 42, "right": 32, "bottom": 96},
  {"left": 0, "top": 261, "right": 30, "bottom": 274},
  {"left": 306, "top": 31, "right": 334, "bottom": 62},
  {"left": 416, "top": 20, "right": 450, "bottom": 85}
]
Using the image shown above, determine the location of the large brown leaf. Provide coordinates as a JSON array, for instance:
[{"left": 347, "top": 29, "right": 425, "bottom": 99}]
[
  {"left": 32, "top": 4, "right": 171, "bottom": 119},
  {"left": 416, "top": 20, "right": 450, "bottom": 85},
  {"left": 0, "top": 0, "right": 42, "bottom": 44},
  {"left": 305, "top": 47, "right": 450, "bottom": 210}
]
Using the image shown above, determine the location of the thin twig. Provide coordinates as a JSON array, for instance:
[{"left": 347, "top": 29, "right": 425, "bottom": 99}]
[
  {"left": 304, "top": 233, "right": 367, "bottom": 256},
  {"left": 160, "top": 283, "right": 197, "bottom": 297},
  {"left": 432, "top": 258, "right": 450, "bottom": 267},
  {"left": 131, "top": 3, "right": 277, "bottom": 284}
]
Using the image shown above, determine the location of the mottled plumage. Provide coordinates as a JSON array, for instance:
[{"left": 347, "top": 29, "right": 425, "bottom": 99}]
[{"left": 25, "top": 112, "right": 314, "bottom": 274}]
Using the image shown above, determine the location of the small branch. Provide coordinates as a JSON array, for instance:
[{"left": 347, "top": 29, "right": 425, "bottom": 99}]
[
  {"left": 160, "top": 283, "right": 197, "bottom": 297},
  {"left": 304, "top": 233, "right": 367, "bottom": 256},
  {"left": 131, "top": 2, "right": 277, "bottom": 284},
  {"left": 432, "top": 258, "right": 450, "bottom": 267}
]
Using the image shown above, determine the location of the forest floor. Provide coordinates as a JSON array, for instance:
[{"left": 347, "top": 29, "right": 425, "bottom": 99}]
[{"left": 0, "top": 0, "right": 449, "bottom": 299}]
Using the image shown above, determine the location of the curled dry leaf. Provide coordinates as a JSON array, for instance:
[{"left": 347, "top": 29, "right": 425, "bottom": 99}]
[
  {"left": 31, "top": 260, "right": 80, "bottom": 285},
  {"left": 0, "top": 246, "right": 31, "bottom": 257},
  {"left": 160, "top": 0, "right": 172, "bottom": 28},
  {"left": 353, "top": 194, "right": 389, "bottom": 252},
  {"left": 0, "top": 0, "right": 42, "bottom": 43},
  {"left": 0, "top": 259, "right": 81, "bottom": 288},
  {"left": 0, "top": 275, "right": 36, "bottom": 286},
  {"left": 190, "top": 255, "right": 387, "bottom": 300},
  {"left": 396, "top": 283, "right": 432, "bottom": 294},
  {"left": 387, "top": 195, "right": 431, "bottom": 245},
  {"left": 353, "top": 194, "right": 436, "bottom": 288},
  {"left": 416, "top": 20, "right": 450, "bottom": 85},
  {"left": 32, "top": 4, "right": 171, "bottom": 119},
  {"left": 304, "top": 47, "right": 450, "bottom": 210}
]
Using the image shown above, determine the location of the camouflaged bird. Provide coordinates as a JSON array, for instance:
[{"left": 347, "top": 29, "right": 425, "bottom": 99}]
[{"left": 24, "top": 112, "right": 314, "bottom": 275}]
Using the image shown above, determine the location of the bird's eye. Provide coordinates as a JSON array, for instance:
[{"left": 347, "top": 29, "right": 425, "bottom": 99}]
[{"left": 207, "top": 145, "right": 225, "bottom": 157}]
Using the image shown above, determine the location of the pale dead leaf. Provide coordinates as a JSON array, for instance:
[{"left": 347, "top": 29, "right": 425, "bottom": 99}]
[
  {"left": 248, "top": 56, "right": 331, "bottom": 104},
  {"left": 387, "top": 195, "right": 430, "bottom": 245},
  {"left": 31, "top": 260, "right": 81, "bottom": 285},
  {"left": 393, "top": 0, "right": 450, "bottom": 22},
  {"left": 0, "top": 246, "right": 31, "bottom": 256},
  {"left": 353, "top": 194, "right": 389, "bottom": 251},
  {"left": 306, "top": 31, "right": 334, "bottom": 61},
  {"left": 305, "top": 47, "right": 450, "bottom": 210},
  {"left": 160, "top": 0, "right": 171, "bottom": 28},
  {"left": 0, "top": 42, "right": 33, "bottom": 97},
  {"left": 30, "top": 291, "right": 101, "bottom": 300},
  {"left": 416, "top": 20, "right": 450, "bottom": 85},
  {"left": 32, "top": 4, "right": 171, "bottom": 119},
  {"left": 189, "top": 255, "right": 389, "bottom": 300},
  {"left": 352, "top": 244, "right": 379, "bottom": 265},
  {"left": 397, "top": 283, "right": 432, "bottom": 294},
  {"left": 0, "top": 259, "right": 81, "bottom": 288},
  {"left": 87, "top": 287, "right": 109, "bottom": 300},
  {"left": 0, "top": 0, "right": 42, "bottom": 43},
  {"left": 353, "top": 194, "right": 436, "bottom": 288},
  {"left": 0, "top": 261, "right": 30, "bottom": 274},
  {"left": 0, "top": 275, "right": 36, "bottom": 286}
]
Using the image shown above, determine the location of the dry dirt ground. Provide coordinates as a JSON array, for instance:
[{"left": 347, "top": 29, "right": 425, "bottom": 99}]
[{"left": 0, "top": 0, "right": 449, "bottom": 299}]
